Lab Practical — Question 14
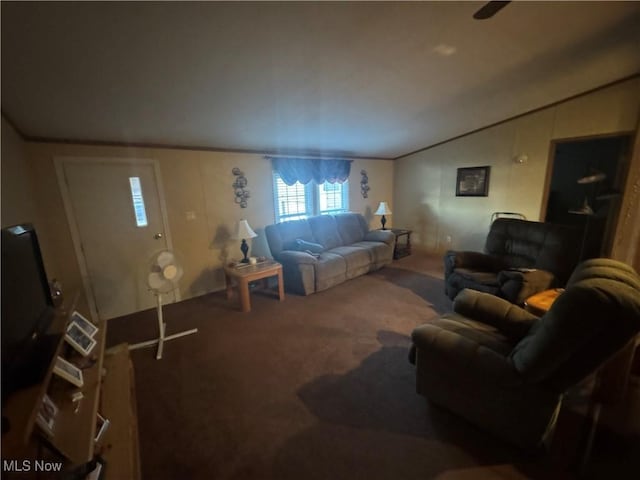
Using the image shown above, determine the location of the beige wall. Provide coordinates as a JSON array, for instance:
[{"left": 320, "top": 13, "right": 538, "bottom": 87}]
[
  {"left": 611, "top": 127, "right": 640, "bottom": 272},
  {"left": 394, "top": 78, "right": 640, "bottom": 255},
  {"left": 22, "top": 142, "right": 393, "bottom": 310},
  {"left": 1, "top": 118, "right": 38, "bottom": 228},
  {"left": 9, "top": 78, "right": 637, "bottom": 317}
]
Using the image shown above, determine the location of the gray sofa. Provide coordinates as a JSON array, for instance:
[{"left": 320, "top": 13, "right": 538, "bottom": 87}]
[{"left": 265, "top": 213, "right": 395, "bottom": 295}]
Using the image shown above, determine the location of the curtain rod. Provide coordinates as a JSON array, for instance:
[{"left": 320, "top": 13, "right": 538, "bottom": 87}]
[{"left": 265, "top": 155, "right": 353, "bottom": 162}]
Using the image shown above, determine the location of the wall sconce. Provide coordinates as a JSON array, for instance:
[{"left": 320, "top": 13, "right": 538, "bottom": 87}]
[{"left": 513, "top": 154, "right": 529, "bottom": 165}]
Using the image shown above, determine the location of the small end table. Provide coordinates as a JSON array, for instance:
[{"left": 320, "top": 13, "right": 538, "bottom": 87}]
[
  {"left": 381, "top": 228, "right": 412, "bottom": 259},
  {"left": 524, "top": 288, "right": 564, "bottom": 316},
  {"left": 224, "top": 260, "right": 284, "bottom": 313}
]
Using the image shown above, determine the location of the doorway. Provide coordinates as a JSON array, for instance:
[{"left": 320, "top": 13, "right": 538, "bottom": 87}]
[
  {"left": 544, "top": 134, "right": 632, "bottom": 261},
  {"left": 57, "top": 158, "right": 175, "bottom": 320}
]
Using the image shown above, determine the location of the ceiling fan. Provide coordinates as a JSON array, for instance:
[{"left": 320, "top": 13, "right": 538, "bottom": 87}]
[{"left": 473, "top": 1, "right": 511, "bottom": 20}]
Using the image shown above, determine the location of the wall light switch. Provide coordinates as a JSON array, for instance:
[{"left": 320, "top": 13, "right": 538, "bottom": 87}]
[{"left": 185, "top": 211, "right": 196, "bottom": 221}]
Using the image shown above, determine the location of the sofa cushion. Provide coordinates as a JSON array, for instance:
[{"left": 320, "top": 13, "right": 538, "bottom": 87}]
[
  {"left": 291, "top": 238, "right": 325, "bottom": 254},
  {"left": 352, "top": 241, "right": 392, "bottom": 265},
  {"left": 308, "top": 215, "right": 343, "bottom": 250},
  {"left": 265, "top": 219, "right": 315, "bottom": 258},
  {"left": 328, "top": 246, "right": 372, "bottom": 278},
  {"left": 314, "top": 252, "right": 347, "bottom": 292},
  {"left": 334, "top": 213, "right": 366, "bottom": 245}
]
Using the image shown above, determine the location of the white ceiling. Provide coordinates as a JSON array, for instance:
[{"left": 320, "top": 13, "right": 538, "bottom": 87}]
[{"left": 2, "top": 1, "right": 639, "bottom": 159}]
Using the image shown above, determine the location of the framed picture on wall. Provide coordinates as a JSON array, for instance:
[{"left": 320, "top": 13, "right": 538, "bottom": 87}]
[{"left": 456, "top": 166, "right": 491, "bottom": 197}]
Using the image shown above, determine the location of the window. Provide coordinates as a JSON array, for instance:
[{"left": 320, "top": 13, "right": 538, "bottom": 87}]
[
  {"left": 273, "top": 173, "right": 349, "bottom": 223},
  {"left": 128, "top": 177, "right": 148, "bottom": 227},
  {"left": 273, "top": 175, "right": 313, "bottom": 222},
  {"left": 318, "top": 180, "right": 348, "bottom": 215}
]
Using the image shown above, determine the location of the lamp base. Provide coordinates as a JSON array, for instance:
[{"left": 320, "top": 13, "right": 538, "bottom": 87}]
[
  {"left": 380, "top": 215, "right": 387, "bottom": 230},
  {"left": 240, "top": 239, "right": 250, "bottom": 263}
]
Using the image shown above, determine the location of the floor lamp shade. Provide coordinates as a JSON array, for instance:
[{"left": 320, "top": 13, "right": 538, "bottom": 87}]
[
  {"left": 234, "top": 220, "right": 257, "bottom": 263},
  {"left": 375, "top": 202, "right": 392, "bottom": 230}
]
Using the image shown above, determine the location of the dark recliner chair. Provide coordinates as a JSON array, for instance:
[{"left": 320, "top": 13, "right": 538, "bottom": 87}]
[
  {"left": 444, "top": 218, "right": 581, "bottom": 305},
  {"left": 411, "top": 258, "right": 640, "bottom": 449}
]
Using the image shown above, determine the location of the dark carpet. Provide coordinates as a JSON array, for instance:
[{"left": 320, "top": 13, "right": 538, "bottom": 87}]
[{"left": 106, "top": 255, "right": 632, "bottom": 479}]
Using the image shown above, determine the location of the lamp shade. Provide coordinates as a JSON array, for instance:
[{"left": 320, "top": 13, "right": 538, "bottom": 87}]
[
  {"left": 234, "top": 219, "right": 257, "bottom": 239},
  {"left": 577, "top": 171, "right": 606, "bottom": 185},
  {"left": 374, "top": 202, "right": 392, "bottom": 215},
  {"left": 569, "top": 198, "right": 594, "bottom": 216}
]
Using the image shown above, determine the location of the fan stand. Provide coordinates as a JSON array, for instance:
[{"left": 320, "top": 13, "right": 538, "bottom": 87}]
[{"left": 129, "top": 292, "right": 198, "bottom": 360}]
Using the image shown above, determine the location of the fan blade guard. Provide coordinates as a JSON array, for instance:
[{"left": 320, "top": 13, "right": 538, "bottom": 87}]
[
  {"left": 148, "top": 272, "right": 166, "bottom": 290},
  {"left": 156, "top": 250, "right": 175, "bottom": 268}
]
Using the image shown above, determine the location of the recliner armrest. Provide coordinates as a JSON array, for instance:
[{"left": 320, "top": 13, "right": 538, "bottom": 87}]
[
  {"left": 444, "top": 250, "right": 508, "bottom": 277},
  {"left": 364, "top": 230, "right": 395, "bottom": 246},
  {"left": 498, "top": 269, "right": 556, "bottom": 305},
  {"left": 453, "top": 289, "right": 538, "bottom": 342}
]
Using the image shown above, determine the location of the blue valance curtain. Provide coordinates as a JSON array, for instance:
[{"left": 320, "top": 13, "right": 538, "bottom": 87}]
[{"left": 270, "top": 157, "right": 352, "bottom": 186}]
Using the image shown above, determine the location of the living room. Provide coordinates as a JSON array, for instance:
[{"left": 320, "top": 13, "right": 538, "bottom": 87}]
[{"left": 2, "top": 2, "right": 640, "bottom": 479}]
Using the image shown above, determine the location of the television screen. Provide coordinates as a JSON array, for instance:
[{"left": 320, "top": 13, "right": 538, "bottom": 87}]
[{"left": 1, "top": 224, "right": 57, "bottom": 401}]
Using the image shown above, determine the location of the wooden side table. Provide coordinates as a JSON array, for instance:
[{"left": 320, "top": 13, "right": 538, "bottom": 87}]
[
  {"left": 383, "top": 228, "right": 412, "bottom": 259},
  {"left": 224, "top": 261, "right": 284, "bottom": 313},
  {"left": 524, "top": 288, "right": 564, "bottom": 316}
]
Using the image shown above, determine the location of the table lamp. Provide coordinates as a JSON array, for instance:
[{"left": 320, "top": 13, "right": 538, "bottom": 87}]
[
  {"left": 234, "top": 219, "right": 257, "bottom": 263},
  {"left": 374, "top": 202, "right": 392, "bottom": 230}
]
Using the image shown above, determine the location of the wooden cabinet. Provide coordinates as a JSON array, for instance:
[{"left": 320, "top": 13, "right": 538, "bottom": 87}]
[
  {"left": 48, "top": 320, "right": 106, "bottom": 465},
  {"left": 100, "top": 344, "right": 141, "bottom": 479},
  {"left": 1, "top": 297, "right": 140, "bottom": 479}
]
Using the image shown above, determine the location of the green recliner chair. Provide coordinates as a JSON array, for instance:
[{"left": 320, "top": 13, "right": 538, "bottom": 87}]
[{"left": 410, "top": 258, "right": 640, "bottom": 449}]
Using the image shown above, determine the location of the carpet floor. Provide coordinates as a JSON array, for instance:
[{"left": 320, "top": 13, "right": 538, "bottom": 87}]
[{"left": 106, "top": 254, "right": 636, "bottom": 479}]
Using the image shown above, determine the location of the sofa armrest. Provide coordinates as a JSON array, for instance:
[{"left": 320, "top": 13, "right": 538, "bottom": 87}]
[
  {"left": 364, "top": 229, "right": 395, "bottom": 246},
  {"left": 277, "top": 250, "right": 318, "bottom": 265},
  {"left": 411, "top": 322, "right": 520, "bottom": 385},
  {"left": 444, "top": 250, "right": 507, "bottom": 277},
  {"left": 498, "top": 269, "right": 556, "bottom": 305},
  {"left": 453, "top": 289, "right": 539, "bottom": 341}
]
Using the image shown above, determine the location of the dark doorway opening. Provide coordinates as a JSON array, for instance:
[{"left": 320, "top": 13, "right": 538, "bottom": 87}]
[{"left": 544, "top": 134, "right": 632, "bottom": 261}]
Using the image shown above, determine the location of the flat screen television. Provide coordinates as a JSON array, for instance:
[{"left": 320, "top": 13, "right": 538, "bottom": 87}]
[{"left": 1, "top": 223, "right": 59, "bottom": 404}]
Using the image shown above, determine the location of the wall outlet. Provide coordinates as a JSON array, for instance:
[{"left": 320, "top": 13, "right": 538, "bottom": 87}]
[
  {"left": 445, "top": 235, "right": 452, "bottom": 244},
  {"left": 185, "top": 211, "right": 196, "bottom": 221}
]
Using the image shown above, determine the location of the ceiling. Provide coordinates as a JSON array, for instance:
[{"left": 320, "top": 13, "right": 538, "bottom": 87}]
[{"left": 2, "top": 2, "right": 640, "bottom": 160}]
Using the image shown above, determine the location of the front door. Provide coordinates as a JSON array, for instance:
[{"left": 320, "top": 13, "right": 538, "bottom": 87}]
[{"left": 59, "top": 158, "right": 174, "bottom": 320}]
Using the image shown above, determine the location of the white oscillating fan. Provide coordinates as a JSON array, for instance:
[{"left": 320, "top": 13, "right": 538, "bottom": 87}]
[{"left": 129, "top": 250, "right": 197, "bottom": 359}]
